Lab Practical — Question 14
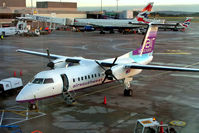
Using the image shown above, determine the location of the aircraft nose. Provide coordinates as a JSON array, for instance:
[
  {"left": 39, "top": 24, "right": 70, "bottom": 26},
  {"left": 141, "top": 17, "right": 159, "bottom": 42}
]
[
  {"left": 16, "top": 84, "right": 35, "bottom": 103},
  {"left": 16, "top": 92, "right": 25, "bottom": 102}
]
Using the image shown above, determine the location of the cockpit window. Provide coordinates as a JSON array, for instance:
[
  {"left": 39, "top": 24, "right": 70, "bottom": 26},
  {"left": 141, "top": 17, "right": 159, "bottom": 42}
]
[
  {"left": 44, "top": 78, "right": 54, "bottom": 84},
  {"left": 32, "top": 78, "right": 44, "bottom": 84}
]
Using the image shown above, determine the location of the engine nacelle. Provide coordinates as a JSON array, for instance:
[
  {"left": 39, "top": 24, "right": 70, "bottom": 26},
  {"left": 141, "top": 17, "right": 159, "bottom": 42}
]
[
  {"left": 111, "top": 65, "right": 143, "bottom": 79},
  {"left": 111, "top": 65, "right": 126, "bottom": 80},
  {"left": 47, "top": 58, "right": 68, "bottom": 69}
]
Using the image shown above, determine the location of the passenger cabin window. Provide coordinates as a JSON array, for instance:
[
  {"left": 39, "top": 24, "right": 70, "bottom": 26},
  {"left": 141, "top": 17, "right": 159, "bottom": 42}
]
[
  {"left": 44, "top": 78, "right": 54, "bottom": 84},
  {"left": 78, "top": 77, "right": 80, "bottom": 81},
  {"left": 98, "top": 73, "right": 100, "bottom": 77},
  {"left": 85, "top": 76, "right": 87, "bottom": 80},
  {"left": 91, "top": 74, "right": 94, "bottom": 78},
  {"left": 32, "top": 78, "right": 44, "bottom": 84},
  {"left": 94, "top": 74, "right": 97, "bottom": 77},
  {"left": 81, "top": 77, "right": 83, "bottom": 80},
  {"left": 88, "top": 75, "right": 90, "bottom": 79},
  {"left": 73, "top": 79, "right": 75, "bottom": 82}
]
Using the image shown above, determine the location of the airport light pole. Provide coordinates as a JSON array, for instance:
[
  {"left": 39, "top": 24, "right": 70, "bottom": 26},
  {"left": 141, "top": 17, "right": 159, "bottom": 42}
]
[
  {"left": 31, "top": 0, "right": 33, "bottom": 8},
  {"left": 101, "top": 0, "right": 102, "bottom": 13},
  {"left": 60, "top": 0, "right": 61, "bottom": 8},
  {"left": 31, "top": 0, "right": 33, "bottom": 14},
  {"left": 116, "top": 0, "right": 119, "bottom": 12}
]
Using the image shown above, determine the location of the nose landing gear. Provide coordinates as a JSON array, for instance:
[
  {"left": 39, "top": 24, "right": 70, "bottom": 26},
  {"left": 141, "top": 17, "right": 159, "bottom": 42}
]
[{"left": 28, "top": 101, "right": 38, "bottom": 111}]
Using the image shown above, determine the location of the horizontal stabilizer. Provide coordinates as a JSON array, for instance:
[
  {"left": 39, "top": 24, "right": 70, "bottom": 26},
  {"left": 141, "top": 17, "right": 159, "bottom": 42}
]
[{"left": 129, "top": 23, "right": 179, "bottom": 27}]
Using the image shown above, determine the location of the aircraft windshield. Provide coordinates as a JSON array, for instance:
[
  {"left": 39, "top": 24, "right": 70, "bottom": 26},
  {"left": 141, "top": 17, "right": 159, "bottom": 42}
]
[
  {"left": 44, "top": 78, "right": 54, "bottom": 84},
  {"left": 32, "top": 78, "right": 44, "bottom": 84},
  {"left": 32, "top": 78, "right": 54, "bottom": 84}
]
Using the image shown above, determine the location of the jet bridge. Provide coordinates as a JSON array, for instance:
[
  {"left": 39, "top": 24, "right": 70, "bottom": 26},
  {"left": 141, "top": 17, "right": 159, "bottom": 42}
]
[
  {"left": 24, "top": 14, "right": 67, "bottom": 26},
  {"left": 17, "top": 14, "right": 68, "bottom": 31}
]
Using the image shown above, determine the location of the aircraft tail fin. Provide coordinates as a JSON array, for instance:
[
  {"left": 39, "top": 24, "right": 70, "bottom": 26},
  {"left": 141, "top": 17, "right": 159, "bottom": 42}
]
[
  {"left": 136, "top": 2, "right": 154, "bottom": 23},
  {"left": 119, "top": 24, "right": 158, "bottom": 63},
  {"left": 181, "top": 17, "right": 192, "bottom": 28},
  {"left": 132, "top": 24, "right": 158, "bottom": 56}
]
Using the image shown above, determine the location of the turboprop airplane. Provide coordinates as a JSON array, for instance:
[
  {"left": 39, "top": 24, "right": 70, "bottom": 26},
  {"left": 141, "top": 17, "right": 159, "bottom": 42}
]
[
  {"left": 72, "top": 2, "right": 162, "bottom": 34},
  {"left": 16, "top": 24, "right": 199, "bottom": 109}
]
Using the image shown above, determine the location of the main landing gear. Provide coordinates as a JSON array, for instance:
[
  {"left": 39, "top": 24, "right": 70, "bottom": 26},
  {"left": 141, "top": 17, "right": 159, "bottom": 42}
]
[
  {"left": 100, "top": 31, "right": 105, "bottom": 34},
  {"left": 123, "top": 78, "right": 133, "bottom": 96}
]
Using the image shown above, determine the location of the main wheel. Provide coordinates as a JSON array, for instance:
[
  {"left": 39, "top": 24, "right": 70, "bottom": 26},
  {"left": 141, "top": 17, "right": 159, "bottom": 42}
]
[
  {"left": 100, "top": 31, "right": 105, "bottom": 34},
  {"left": 123, "top": 89, "right": 132, "bottom": 96},
  {"left": 109, "top": 30, "right": 114, "bottom": 34}
]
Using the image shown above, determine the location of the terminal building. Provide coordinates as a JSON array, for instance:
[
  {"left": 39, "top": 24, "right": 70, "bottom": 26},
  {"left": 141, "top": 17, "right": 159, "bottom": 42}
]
[
  {"left": 0, "top": 0, "right": 134, "bottom": 28},
  {"left": 0, "top": 0, "right": 88, "bottom": 27}
]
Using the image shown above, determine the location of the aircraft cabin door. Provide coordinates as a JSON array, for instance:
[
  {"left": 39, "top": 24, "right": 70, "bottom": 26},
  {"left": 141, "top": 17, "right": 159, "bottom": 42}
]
[{"left": 60, "top": 74, "right": 69, "bottom": 92}]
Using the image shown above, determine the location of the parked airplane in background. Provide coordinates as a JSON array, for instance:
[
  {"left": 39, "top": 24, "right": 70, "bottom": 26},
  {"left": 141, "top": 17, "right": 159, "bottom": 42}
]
[
  {"left": 158, "top": 17, "right": 192, "bottom": 31},
  {"left": 16, "top": 24, "right": 199, "bottom": 109},
  {"left": 72, "top": 2, "right": 162, "bottom": 34}
]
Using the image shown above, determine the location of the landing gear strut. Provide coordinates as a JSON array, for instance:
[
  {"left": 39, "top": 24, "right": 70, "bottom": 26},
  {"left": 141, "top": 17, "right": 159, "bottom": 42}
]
[{"left": 123, "top": 78, "right": 133, "bottom": 96}]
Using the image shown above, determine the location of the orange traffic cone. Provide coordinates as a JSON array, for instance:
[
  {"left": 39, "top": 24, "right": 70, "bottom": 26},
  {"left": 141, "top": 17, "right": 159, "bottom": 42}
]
[
  {"left": 14, "top": 71, "right": 16, "bottom": 77},
  {"left": 160, "top": 121, "right": 163, "bottom": 133},
  {"left": 20, "top": 70, "right": 23, "bottom": 76},
  {"left": 103, "top": 96, "right": 107, "bottom": 105}
]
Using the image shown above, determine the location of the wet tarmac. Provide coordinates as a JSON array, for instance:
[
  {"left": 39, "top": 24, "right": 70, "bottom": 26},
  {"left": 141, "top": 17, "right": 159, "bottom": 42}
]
[{"left": 0, "top": 23, "right": 199, "bottom": 133}]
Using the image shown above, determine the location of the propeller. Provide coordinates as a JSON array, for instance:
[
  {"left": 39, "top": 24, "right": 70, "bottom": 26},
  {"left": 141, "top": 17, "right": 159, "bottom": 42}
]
[
  {"left": 46, "top": 48, "right": 51, "bottom": 62},
  {"left": 95, "top": 57, "right": 119, "bottom": 84},
  {"left": 46, "top": 49, "right": 54, "bottom": 69}
]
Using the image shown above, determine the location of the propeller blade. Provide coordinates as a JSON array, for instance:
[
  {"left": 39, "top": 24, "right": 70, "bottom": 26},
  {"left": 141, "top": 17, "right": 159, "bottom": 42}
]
[
  {"left": 102, "top": 75, "right": 108, "bottom": 84},
  {"left": 111, "top": 74, "right": 118, "bottom": 81},
  {"left": 46, "top": 48, "right": 51, "bottom": 62},
  {"left": 112, "top": 57, "right": 118, "bottom": 66},
  {"left": 95, "top": 61, "right": 106, "bottom": 71}
]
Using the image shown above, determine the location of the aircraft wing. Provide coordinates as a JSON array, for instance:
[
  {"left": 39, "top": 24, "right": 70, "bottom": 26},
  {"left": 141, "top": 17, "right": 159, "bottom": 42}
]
[
  {"left": 97, "top": 60, "right": 199, "bottom": 72},
  {"left": 17, "top": 49, "right": 65, "bottom": 59},
  {"left": 16, "top": 49, "right": 85, "bottom": 64},
  {"left": 125, "top": 64, "right": 199, "bottom": 72}
]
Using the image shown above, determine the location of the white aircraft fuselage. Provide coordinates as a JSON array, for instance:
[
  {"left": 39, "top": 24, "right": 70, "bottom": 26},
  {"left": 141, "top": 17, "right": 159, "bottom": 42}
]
[
  {"left": 16, "top": 58, "right": 152, "bottom": 103},
  {"left": 74, "top": 19, "right": 138, "bottom": 27}
]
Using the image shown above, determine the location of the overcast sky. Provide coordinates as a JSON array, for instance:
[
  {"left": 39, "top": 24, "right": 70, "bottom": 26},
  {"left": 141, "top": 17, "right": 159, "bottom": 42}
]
[{"left": 27, "top": 0, "right": 199, "bottom": 7}]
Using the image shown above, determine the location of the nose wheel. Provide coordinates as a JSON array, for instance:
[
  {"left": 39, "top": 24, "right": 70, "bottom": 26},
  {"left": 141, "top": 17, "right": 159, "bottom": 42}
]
[{"left": 28, "top": 102, "right": 38, "bottom": 110}]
